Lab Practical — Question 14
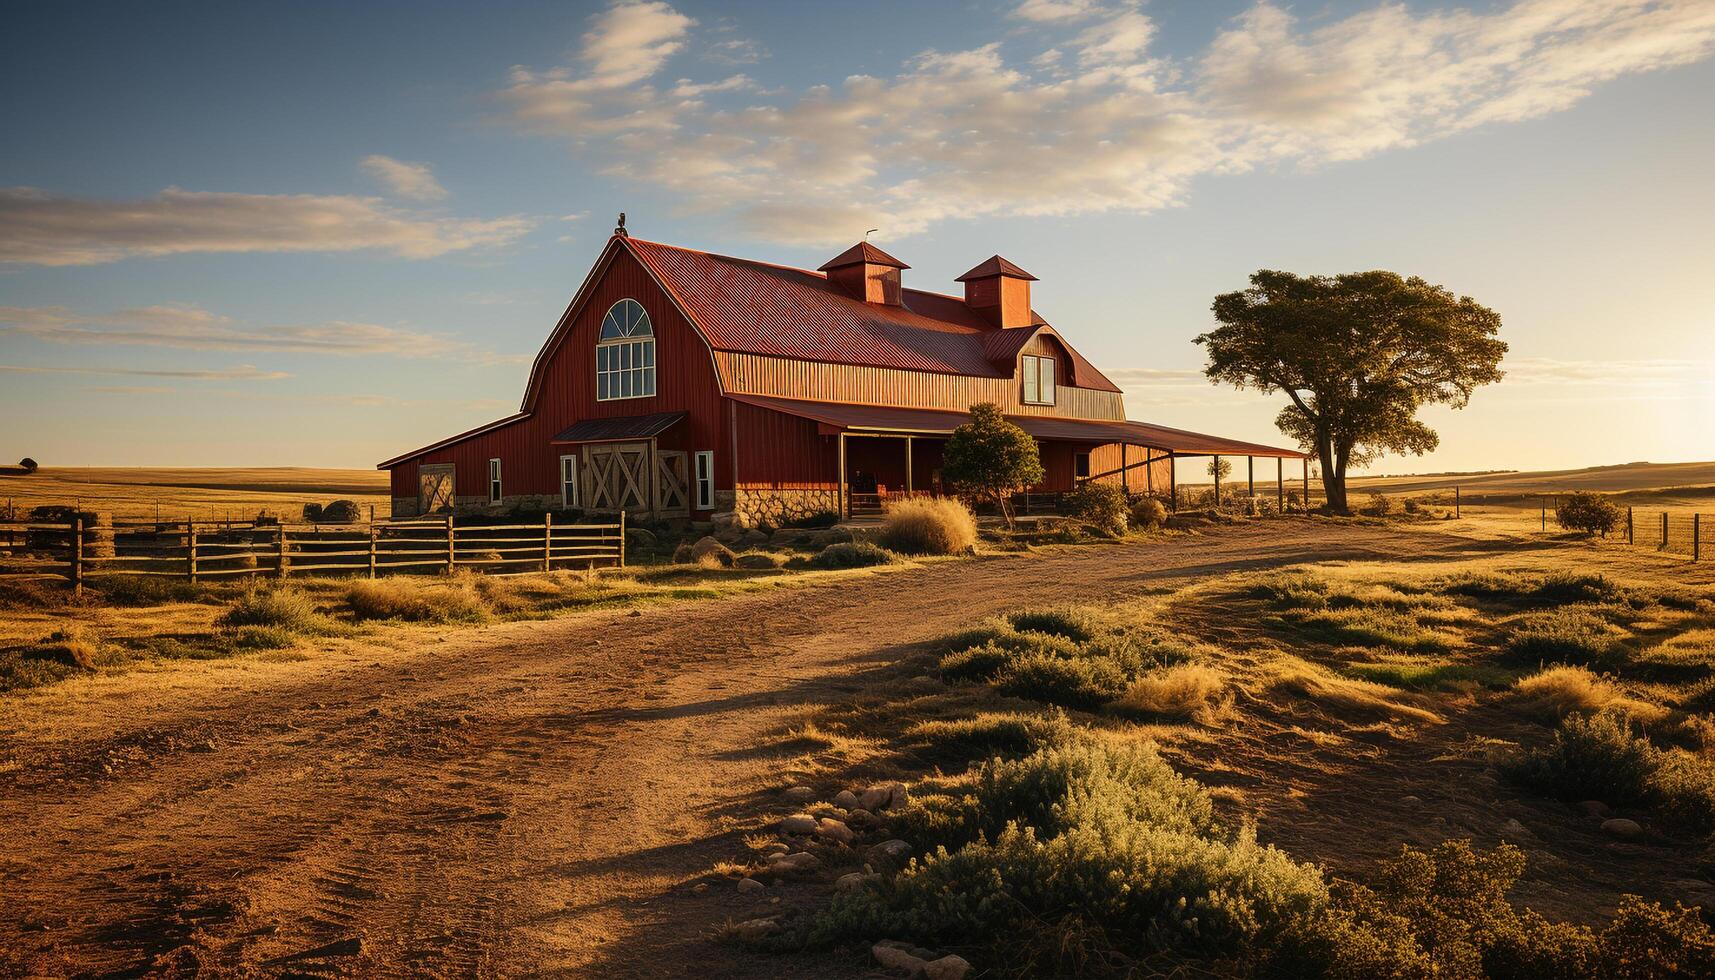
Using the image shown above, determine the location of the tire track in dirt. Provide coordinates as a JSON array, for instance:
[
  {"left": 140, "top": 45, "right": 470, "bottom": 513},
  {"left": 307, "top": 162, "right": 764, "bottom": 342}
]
[{"left": 0, "top": 522, "right": 1508, "bottom": 977}]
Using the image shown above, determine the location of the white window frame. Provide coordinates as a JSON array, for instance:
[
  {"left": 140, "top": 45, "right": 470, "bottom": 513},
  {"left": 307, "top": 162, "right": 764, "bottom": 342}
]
[
  {"left": 560, "top": 454, "right": 579, "bottom": 508},
  {"left": 1021, "top": 353, "right": 1056, "bottom": 406},
  {"left": 694, "top": 450, "right": 715, "bottom": 510},
  {"left": 596, "top": 299, "right": 657, "bottom": 401},
  {"left": 488, "top": 458, "right": 503, "bottom": 504}
]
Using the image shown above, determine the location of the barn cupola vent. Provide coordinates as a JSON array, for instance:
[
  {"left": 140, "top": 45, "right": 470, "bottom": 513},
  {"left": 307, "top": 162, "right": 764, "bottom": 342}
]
[
  {"left": 956, "top": 255, "right": 1038, "bottom": 329},
  {"left": 818, "top": 242, "right": 909, "bottom": 306}
]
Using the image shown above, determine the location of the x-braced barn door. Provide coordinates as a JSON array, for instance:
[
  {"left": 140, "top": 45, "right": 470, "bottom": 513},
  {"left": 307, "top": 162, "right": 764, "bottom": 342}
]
[
  {"left": 655, "top": 450, "right": 688, "bottom": 518},
  {"left": 582, "top": 442, "right": 650, "bottom": 513},
  {"left": 418, "top": 463, "right": 454, "bottom": 514}
]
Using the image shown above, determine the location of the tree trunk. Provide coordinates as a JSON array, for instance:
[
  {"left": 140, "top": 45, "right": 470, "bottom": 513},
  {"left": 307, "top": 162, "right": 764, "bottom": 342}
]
[
  {"left": 994, "top": 489, "right": 1015, "bottom": 530},
  {"left": 1317, "top": 433, "right": 1348, "bottom": 513}
]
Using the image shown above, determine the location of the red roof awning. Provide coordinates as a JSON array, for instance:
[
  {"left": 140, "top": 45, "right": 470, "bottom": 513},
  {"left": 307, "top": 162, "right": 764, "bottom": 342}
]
[{"left": 728, "top": 394, "right": 1307, "bottom": 459}]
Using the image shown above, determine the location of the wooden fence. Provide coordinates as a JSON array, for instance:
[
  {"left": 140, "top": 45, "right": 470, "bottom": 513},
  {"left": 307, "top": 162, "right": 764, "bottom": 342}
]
[
  {"left": 1530, "top": 498, "right": 1705, "bottom": 562},
  {"left": 0, "top": 513, "right": 626, "bottom": 595}
]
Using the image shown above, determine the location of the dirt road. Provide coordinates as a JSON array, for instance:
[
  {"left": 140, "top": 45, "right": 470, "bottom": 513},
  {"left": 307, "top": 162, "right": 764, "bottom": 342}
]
[{"left": 0, "top": 522, "right": 1510, "bottom": 978}]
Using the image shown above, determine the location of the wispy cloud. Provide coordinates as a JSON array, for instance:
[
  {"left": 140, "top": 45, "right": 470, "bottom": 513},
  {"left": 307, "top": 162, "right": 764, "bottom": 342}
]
[
  {"left": 0, "top": 186, "right": 532, "bottom": 266},
  {"left": 493, "top": 0, "right": 1715, "bottom": 244},
  {"left": 360, "top": 154, "right": 449, "bottom": 201},
  {"left": 0, "top": 303, "right": 528, "bottom": 363},
  {"left": 0, "top": 363, "right": 290, "bottom": 380}
]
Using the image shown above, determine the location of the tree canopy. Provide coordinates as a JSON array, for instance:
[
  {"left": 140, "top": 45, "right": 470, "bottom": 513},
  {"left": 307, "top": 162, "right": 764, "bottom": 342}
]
[
  {"left": 942, "top": 403, "right": 1043, "bottom": 527},
  {"left": 1197, "top": 270, "right": 1505, "bottom": 512}
]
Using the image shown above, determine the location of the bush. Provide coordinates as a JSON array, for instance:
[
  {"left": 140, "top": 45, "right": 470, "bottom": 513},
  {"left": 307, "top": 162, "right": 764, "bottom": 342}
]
[
  {"left": 1505, "top": 711, "right": 1715, "bottom": 835},
  {"left": 1114, "top": 664, "right": 1227, "bottom": 722},
  {"left": 1129, "top": 496, "right": 1168, "bottom": 530},
  {"left": 1507, "top": 608, "right": 1625, "bottom": 666},
  {"left": 218, "top": 586, "right": 326, "bottom": 633},
  {"left": 95, "top": 576, "right": 210, "bottom": 607},
  {"left": 994, "top": 653, "right": 1127, "bottom": 710},
  {"left": 906, "top": 711, "right": 1074, "bottom": 764},
  {"left": 1361, "top": 492, "right": 1395, "bottom": 517},
  {"left": 1063, "top": 483, "right": 1128, "bottom": 536},
  {"left": 879, "top": 497, "right": 977, "bottom": 555},
  {"left": 809, "top": 541, "right": 898, "bottom": 570},
  {"left": 319, "top": 499, "right": 362, "bottom": 524},
  {"left": 1556, "top": 491, "right": 1622, "bottom": 537},
  {"left": 1513, "top": 665, "right": 1664, "bottom": 722},
  {"left": 939, "top": 641, "right": 1022, "bottom": 682},
  {"left": 345, "top": 578, "right": 488, "bottom": 623},
  {"left": 1007, "top": 607, "right": 1098, "bottom": 642}
]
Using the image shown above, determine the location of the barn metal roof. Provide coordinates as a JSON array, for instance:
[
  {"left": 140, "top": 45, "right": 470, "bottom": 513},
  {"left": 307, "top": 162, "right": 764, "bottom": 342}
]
[
  {"left": 727, "top": 394, "right": 1308, "bottom": 458},
  {"left": 624, "top": 237, "right": 1122, "bottom": 393},
  {"left": 956, "top": 255, "right": 1037, "bottom": 281},
  {"left": 550, "top": 411, "right": 686, "bottom": 443}
]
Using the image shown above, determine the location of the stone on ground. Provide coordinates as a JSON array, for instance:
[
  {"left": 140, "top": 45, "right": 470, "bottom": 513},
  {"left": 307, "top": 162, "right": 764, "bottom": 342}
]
[{"left": 778, "top": 813, "right": 818, "bottom": 835}]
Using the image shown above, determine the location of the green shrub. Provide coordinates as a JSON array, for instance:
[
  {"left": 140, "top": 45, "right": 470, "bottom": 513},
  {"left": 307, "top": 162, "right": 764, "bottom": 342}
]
[
  {"left": 1063, "top": 483, "right": 1128, "bottom": 536},
  {"left": 938, "top": 642, "right": 1019, "bottom": 682},
  {"left": 1505, "top": 712, "right": 1715, "bottom": 836},
  {"left": 1507, "top": 608, "right": 1625, "bottom": 666},
  {"left": 1534, "top": 573, "right": 1623, "bottom": 604},
  {"left": 1247, "top": 573, "right": 1333, "bottom": 610},
  {"left": 1006, "top": 607, "right": 1098, "bottom": 642},
  {"left": 994, "top": 653, "right": 1127, "bottom": 710},
  {"left": 218, "top": 586, "right": 326, "bottom": 633},
  {"left": 906, "top": 711, "right": 1074, "bottom": 765},
  {"left": 809, "top": 541, "right": 899, "bottom": 569},
  {"left": 1130, "top": 496, "right": 1169, "bottom": 530},
  {"left": 879, "top": 496, "right": 977, "bottom": 555},
  {"left": 1361, "top": 492, "right": 1395, "bottom": 517},
  {"left": 95, "top": 576, "right": 212, "bottom": 607},
  {"left": 1292, "top": 607, "right": 1454, "bottom": 652},
  {"left": 1598, "top": 895, "right": 1715, "bottom": 977},
  {"left": 1556, "top": 491, "right": 1622, "bottom": 537}
]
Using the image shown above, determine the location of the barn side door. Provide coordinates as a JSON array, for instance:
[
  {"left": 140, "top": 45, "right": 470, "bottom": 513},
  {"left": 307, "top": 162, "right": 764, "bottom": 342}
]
[
  {"left": 654, "top": 450, "right": 689, "bottom": 518},
  {"left": 582, "top": 442, "right": 651, "bottom": 514},
  {"left": 418, "top": 463, "right": 455, "bottom": 514}
]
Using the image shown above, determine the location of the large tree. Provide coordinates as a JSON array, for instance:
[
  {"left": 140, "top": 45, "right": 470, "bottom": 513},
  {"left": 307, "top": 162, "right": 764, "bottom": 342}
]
[
  {"left": 1197, "top": 270, "right": 1505, "bottom": 513},
  {"left": 943, "top": 402, "right": 1044, "bottom": 528}
]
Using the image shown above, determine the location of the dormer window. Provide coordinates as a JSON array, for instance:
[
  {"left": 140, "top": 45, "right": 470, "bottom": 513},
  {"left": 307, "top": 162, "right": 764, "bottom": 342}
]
[
  {"left": 597, "top": 299, "right": 656, "bottom": 400},
  {"left": 1021, "top": 353, "right": 1056, "bottom": 405}
]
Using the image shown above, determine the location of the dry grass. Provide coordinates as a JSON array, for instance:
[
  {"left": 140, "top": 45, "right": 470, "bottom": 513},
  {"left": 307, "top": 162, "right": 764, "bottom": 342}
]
[
  {"left": 1114, "top": 663, "right": 1229, "bottom": 723},
  {"left": 1255, "top": 655, "right": 1445, "bottom": 724},
  {"left": 0, "top": 466, "right": 389, "bottom": 521},
  {"left": 878, "top": 496, "right": 978, "bottom": 556},
  {"left": 345, "top": 577, "right": 488, "bottom": 623},
  {"left": 1513, "top": 666, "right": 1668, "bottom": 723}
]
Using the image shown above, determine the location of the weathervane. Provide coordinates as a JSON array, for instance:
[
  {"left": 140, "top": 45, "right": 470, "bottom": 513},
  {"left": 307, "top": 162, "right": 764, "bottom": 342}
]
[
  {"left": 863, "top": 227, "right": 878, "bottom": 241},
  {"left": 614, "top": 212, "right": 628, "bottom": 237}
]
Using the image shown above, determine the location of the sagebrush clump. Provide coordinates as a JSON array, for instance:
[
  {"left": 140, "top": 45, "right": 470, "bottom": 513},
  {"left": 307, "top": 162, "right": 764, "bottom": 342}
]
[
  {"left": 1063, "top": 483, "right": 1128, "bottom": 536},
  {"left": 218, "top": 586, "right": 327, "bottom": 633},
  {"left": 1556, "top": 491, "right": 1622, "bottom": 537},
  {"left": 809, "top": 541, "right": 899, "bottom": 570},
  {"left": 345, "top": 578, "right": 488, "bottom": 623}
]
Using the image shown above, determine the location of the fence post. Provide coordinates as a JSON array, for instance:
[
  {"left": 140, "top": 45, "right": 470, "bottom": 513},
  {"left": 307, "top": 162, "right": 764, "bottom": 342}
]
[
  {"left": 1213, "top": 456, "right": 1222, "bottom": 509},
  {"left": 1662, "top": 511, "right": 1669, "bottom": 550},
  {"left": 1541, "top": 500, "right": 1546, "bottom": 532},
  {"left": 1694, "top": 514, "right": 1701, "bottom": 563},
  {"left": 542, "top": 512, "right": 553, "bottom": 573},
  {"left": 1276, "top": 458, "right": 1284, "bottom": 513},
  {"left": 1627, "top": 507, "right": 1634, "bottom": 545},
  {"left": 445, "top": 514, "right": 456, "bottom": 574},
  {"left": 368, "top": 521, "right": 377, "bottom": 579},
  {"left": 277, "top": 523, "right": 289, "bottom": 578},
  {"left": 71, "top": 516, "right": 84, "bottom": 597},
  {"left": 187, "top": 519, "right": 198, "bottom": 583},
  {"left": 619, "top": 510, "right": 627, "bottom": 568}
]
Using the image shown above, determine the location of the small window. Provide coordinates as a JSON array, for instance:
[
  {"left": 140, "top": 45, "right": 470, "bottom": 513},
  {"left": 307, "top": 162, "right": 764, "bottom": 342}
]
[
  {"left": 1021, "top": 354, "right": 1056, "bottom": 406},
  {"left": 488, "top": 458, "right": 503, "bottom": 504},
  {"left": 694, "top": 451, "right": 715, "bottom": 510},
  {"left": 560, "top": 455, "right": 579, "bottom": 508},
  {"left": 1074, "top": 452, "right": 1091, "bottom": 480}
]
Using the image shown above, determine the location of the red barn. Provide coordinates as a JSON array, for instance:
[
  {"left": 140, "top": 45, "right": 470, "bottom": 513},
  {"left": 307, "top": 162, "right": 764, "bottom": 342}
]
[{"left": 378, "top": 225, "right": 1303, "bottom": 524}]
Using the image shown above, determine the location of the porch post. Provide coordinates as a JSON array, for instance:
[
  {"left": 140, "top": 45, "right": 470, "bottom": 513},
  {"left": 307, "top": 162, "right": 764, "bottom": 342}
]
[
  {"left": 1145, "top": 450, "right": 1154, "bottom": 495},
  {"left": 1169, "top": 455, "right": 1178, "bottom": 512},
  {"left": 905, "top": 435, "right": 914, "bottom": 495},
  {"left": 1121, "top": 444, "right": 1129, "bottom": 494},
  {"left": 1277, "top": 457, "right": 1284, "bottom": 511},
  {"left": 1247, "top": 456, "right": 1254, "bottom": 497},
  {"left": 1213, "top": 456, "right": 1221, "bottom": 508},
  {"left": 1303, "top": 457, "right": 1310, "bottom": 508},
  {"left": 837, "top": 432, "right": 848, "bottom": 519}
]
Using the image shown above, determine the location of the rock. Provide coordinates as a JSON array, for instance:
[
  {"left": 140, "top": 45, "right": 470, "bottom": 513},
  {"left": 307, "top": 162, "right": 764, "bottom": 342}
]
[
  {"left": 925, "top": 955, "right": 972, "bottom": 980},
  {"left": 763, "top": 841, "right": 791, "bottom": 855},
  {"left": 710, "top": 511, "right": 743, "bottom": 531},
  {"left": 690, "top": 535, "right": 737, "bottom": 566},
  {"left": 737, "top": 529, "right": 769, "bottom": 546},
  {"left": 737, "top": 877, "right": 765, "bottom": 894},
  {"left": 778, "top": 813, "right": 818, "bottom": 835},
  {"left": 782, "top": 785, "right": 816, "bottom": 803},
  {"left": 730, "top": 918, "right": 779, "bottom": 942},
  {"left": 624, "top": 527, "right": 658, "bottom": 550},
  {"left": 1500, "top": 819, "right": 1533, "bottom": 840},
  {"left": 845, "top": 807, "right": 879, "bottom": 828},
  {"left": 1601, "top": 817, "right": 1643, "bottom": 839},
  {"left": 872, "top": 942, "right": 930, "bottom": 974},
  {"left": 815, "top": 818, "right": 854, "bottom": 844},
  {"left": 834, "top": 872, "right": 879, "bottom": 893},
  {"left": 1578, "top": 800, "right": 1613, "bottom": 818},
  {"left": 833, "top": 789, "right": 861, "bottom": 809},
  {"left": 869, "top": 839, "right": 912, "bottom": 863},
  {"left": 766, "top": 851, "right": 820, "bottom": 874},
  {"left": 693, "top": 882, "right": 710, "bottom": 894},
  {"left": 734, "top": 553, "right": 781, "bottom": 569},
  {"left": 861, "top": 783, "right": 908, "bottom": 812},
  {"left": 810, "top": 528, "right": 854, "bottom": 548}
]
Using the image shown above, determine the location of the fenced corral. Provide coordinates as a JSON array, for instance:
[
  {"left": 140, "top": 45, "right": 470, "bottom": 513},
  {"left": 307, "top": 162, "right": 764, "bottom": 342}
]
[
  {"left": 1527, "top": 496, "right": 1706, "bottom": 562},
  {"left": 0, "top": 513, "right": 627, "bottom": 594}
]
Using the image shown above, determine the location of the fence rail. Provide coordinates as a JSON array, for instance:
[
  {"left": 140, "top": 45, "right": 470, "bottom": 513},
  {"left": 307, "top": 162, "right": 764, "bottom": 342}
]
[
  {"left": 0, "top": 513, "right": 626, "bottom": 595},
  {"left": 1530, "top": 496, "right": 1705, "bottom": 562}
]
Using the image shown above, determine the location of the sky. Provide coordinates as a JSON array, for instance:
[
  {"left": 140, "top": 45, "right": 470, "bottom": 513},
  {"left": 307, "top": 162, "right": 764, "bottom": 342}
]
[{"left": 2, "top": 0, "right": 1712, "bottom": 473}]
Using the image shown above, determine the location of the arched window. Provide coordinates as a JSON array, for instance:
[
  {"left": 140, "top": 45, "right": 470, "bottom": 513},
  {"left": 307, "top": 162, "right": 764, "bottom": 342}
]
[{"left": 596, "top": 299, "right": 656, "bottom": 400}]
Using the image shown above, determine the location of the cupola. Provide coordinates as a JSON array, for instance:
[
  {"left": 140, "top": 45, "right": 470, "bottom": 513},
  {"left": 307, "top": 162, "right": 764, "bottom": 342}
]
[
  {"left": 956, "top": 255, "right": 1037, "bottom": 328},
  {"left": 818, "top": 242, "right": 909, "bottom": 306}
]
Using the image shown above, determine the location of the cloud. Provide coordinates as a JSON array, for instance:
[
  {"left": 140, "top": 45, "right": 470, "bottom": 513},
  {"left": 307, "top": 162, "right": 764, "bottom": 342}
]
[
  {"left": 0, "top": 303, "right": 528, "bottom": 363},
  {"left": 0, "top": 186, "right": 532, "bottom": 266},
  {"left": 493, "top": 0, "right": 1715, "bottom": 245},
  {"left": 0, "top": 363, "right": 290, "bottom": 380},
  {"left": 360, "top": 154, "right": 449, "bottom": 201}
]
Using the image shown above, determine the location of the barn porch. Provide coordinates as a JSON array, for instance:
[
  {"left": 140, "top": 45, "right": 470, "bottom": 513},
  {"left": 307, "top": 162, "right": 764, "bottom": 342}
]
[{"left": 726, "top": 394, "right": 1307, "bottom": 519}]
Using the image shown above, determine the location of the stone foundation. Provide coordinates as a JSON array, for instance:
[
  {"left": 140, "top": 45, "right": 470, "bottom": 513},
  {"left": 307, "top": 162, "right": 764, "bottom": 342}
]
[{"left": 728, "top": 487, "right": 841, "bottom": 529}]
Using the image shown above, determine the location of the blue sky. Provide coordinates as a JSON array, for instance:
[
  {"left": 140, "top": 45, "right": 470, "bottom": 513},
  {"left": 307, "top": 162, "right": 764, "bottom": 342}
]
[{"left": 3, "top": 0, "right": 1712, "bottom": 471}]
